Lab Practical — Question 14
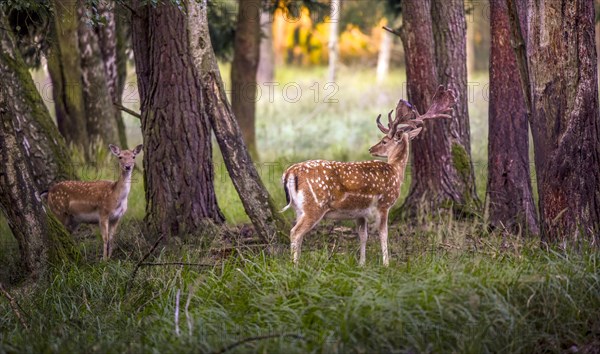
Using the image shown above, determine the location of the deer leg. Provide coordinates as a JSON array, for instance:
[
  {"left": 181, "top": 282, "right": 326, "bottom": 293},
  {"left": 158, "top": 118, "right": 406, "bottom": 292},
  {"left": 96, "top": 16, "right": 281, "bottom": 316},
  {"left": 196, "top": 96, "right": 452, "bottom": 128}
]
[
  {"left": 356, "top": 217, "right": 368, "bottom": 266},
  {"left": 108, "top": 219, "right": 120, "bottom": 258},
  {"left": 290, "top": 213, "right": 323, "bottom": 265},
  {"left": 377, "top": 209, "right": 389, "bottom": 267},
  {"left": 100, "top": 217, "right": 110, "bottom": 260}
]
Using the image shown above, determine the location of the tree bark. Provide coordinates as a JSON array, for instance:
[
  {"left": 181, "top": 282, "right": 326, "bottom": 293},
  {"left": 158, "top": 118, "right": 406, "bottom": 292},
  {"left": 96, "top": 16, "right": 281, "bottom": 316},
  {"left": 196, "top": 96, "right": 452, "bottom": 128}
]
[
  {"left": 257, "top": 9, "right": 275, "bottom": 84},
  {"left": 486, "top": 0, "right": 538, "bottom": 236},
  {"left": 78, "top": 5, "right": 120, "bottom": 154},
  {"left": 397, "top": 0, "right": 462, "bottom": 217},
  {"left": 327, "top": 0, "right": 341, "bottom": 82},
  {"left": 521, "top": 0, "right": 600, "bottom": 243},
  {"left": 47, "top": 0, "right": 88, "bottom": 155},
  {"left": 96, "top": 0, "right": 128, "bottom": 148},
  {"left": 0, "top": 109, "right": 50, "bottom": 281},
  {"left": 0, "top": 12, "right": 73, "bottom": 191},
  {"left": 131, "top": 1, "right": 225, "bottom": 236},
  {"left": 231, "top": 0, "right": 261, "bottom": 160},
  {"left": 430, "top": 0, "right": 480, "bottom": 211},
  {"left": 0, "top": 12, "right": 78, "bottom": 279},
  {"left": 186, "top": 0, "right": 289, "bottom": 243}
]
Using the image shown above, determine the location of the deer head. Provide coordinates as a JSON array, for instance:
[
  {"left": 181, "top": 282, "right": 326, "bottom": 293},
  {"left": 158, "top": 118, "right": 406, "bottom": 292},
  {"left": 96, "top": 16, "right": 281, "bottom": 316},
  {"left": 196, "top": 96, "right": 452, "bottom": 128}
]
[
  {"left": 109, "top": 144, "right": 143, "bottom": 172},
  {"left": 369, "top": 85, "right": 456, "bottom": 159}
]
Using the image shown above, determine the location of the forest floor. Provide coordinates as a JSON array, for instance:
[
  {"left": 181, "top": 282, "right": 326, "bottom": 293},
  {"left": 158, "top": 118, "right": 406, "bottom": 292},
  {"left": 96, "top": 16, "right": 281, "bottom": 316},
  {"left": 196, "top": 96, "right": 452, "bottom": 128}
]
[{"left": 1, "top": 66, "right": 598, "bottom": 352}]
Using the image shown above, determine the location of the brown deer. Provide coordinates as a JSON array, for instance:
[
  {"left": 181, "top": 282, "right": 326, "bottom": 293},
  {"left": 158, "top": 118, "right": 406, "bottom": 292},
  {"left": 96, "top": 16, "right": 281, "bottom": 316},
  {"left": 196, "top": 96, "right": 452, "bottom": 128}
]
[
  {"left": 44, "top": 144, "right": 143, "bottom": 259},
  {"left": 281, "top": 86, "right": 456, "bottom": 266}
]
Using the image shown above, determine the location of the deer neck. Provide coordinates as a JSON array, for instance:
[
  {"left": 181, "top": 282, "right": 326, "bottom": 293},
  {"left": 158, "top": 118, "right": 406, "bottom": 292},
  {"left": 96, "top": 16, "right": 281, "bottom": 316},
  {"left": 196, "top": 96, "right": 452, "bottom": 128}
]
[
  {"left": 114, "top": 169, "right": 133, "bottom": 201},
  {"left": 386, "top": 143, "right": 410, "bottom": 178}
]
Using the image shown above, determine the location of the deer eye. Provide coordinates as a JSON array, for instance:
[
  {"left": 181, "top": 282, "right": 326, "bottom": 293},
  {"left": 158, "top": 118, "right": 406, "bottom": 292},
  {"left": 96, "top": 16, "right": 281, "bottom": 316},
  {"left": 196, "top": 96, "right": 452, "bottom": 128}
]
[{"left": 119, "top": 156, "right": 122, "bottom": 159}]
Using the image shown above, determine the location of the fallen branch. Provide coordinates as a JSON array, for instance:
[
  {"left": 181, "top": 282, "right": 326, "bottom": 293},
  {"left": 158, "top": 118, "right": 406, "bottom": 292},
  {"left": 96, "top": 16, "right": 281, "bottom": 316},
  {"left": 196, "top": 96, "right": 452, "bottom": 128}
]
[
  {"left": 139, "top": 262, "right": 215, "bottom": 267},
  {"left": 0, "top": 283, "right": 29, "bottom": 330},
  {"left": 113, "top": 102, "right": 142, "bottom": 119},
  {"left": 211, "top": 333, "right": 305, "bottom": 354},
  {"left": 127, "top": 235, "right": 165, "bottom": 291},
  {"left": 211, "top": 243, "right": 270, "bottom": 253}
]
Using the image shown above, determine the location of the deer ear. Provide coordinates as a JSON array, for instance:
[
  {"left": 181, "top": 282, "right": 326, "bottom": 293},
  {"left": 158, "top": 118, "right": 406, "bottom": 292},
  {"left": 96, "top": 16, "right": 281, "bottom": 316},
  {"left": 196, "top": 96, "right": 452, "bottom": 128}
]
[
  {"left": 109, "top": 144, "right": 121, "bottom": 156},
  {"left": 407, "top": 127, "right": 423, "bottom": 140},
  {"left": 133, "top": 144, "right": 143, "bottom": 155}
]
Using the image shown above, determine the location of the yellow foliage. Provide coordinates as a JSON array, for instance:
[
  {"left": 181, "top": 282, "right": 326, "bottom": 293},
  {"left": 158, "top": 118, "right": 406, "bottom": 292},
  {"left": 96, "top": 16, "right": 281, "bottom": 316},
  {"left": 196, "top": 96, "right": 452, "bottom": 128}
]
[{"left": 272, "top": 7, "right": 388, "bottom": 66}]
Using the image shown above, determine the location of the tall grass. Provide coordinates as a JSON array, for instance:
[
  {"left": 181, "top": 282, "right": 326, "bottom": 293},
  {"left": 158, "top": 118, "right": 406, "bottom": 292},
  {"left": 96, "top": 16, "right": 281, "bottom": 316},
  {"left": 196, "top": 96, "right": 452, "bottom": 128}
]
[{"left": 1, "top": 227, "right": 599, "bottom": 353}]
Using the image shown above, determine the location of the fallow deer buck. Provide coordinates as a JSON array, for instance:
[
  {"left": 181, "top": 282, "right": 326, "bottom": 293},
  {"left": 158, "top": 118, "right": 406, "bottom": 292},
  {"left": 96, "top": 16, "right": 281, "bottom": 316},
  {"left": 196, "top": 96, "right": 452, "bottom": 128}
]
[
  {"left": 281, "top": 86, "right": 456, "bottom": 266},
  {"left": 44, "top": 144, "right": 143, "bottom": 260}
]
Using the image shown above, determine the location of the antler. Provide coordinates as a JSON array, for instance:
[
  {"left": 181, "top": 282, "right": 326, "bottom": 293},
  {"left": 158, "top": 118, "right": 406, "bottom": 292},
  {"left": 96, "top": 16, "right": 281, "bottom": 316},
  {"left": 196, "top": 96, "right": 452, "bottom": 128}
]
[{"left": 376, "top": 85, "right": 456, "bottom": 137}]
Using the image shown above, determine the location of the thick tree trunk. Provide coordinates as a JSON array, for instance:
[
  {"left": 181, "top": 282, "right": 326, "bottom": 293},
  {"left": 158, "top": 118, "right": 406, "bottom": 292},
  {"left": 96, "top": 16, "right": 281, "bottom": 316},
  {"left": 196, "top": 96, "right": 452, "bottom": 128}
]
[
  {"left": 430, "top": 0, "right": 480, "bottom": 211},
  {"left": 327, "top": 0, "right": 341, "bottom": 82},
  {"left": 231, "top": 0, "right": 261, "bottom": 160},
  {"left": 486, "top": 0, "right": 538, "bottom": 236},
  {"left": 186, "top": 1, "right": 289, "bottom": 243},
  {"left": 131, "top": 1, "right": 224, "bottom": 236},
  {"left": 0, "top": 13, "right": 73, "bottom": 191},
  {"left": 96, "top": 0, "right": 128, "bottom": 148},
  {"left": 0, "top": 110, "right": 50, "bottom": 281},
  {"left": 0, "top": 13, "right": 77, "bottom": 279},
  {"left": 257, "top": 9, "right": 275, "bottom": 84},
  {"left": 78, "top": 5, "right": 120, "bottom": 154},
  {"left": 398, "top": 0, "right": 466, "bottom": 217},
  {"left": 47, "top": 0, "right": 88, "bottom": 155},
  {"left": 521, "top": 0, "right": 600, "bottom": 243},
  {"left": 0, "top": 109, "right": 75, "bottom": 282}
]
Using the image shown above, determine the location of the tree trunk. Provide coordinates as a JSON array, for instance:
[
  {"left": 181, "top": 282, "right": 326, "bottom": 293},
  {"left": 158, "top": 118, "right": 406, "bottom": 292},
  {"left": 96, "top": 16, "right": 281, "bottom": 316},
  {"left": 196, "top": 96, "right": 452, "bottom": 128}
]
[
  {"left": 78, "top": 5, "right": 120, "bottom": 154},
  {"left": 486, "top": 0, "right": 538, "bottom": 236},
  {"left": 186, "top": 1, "right": 289, "bottom": 243},
  {"left": 376, "top": 29, "right": 393, "bottom": 84},
  {"left": 0, "top": 13, "right": 78, "bottom": 279},
  {"left": 131, "top": 1, "right": 225, "bottom": 236},
  {"left": 96, "top": 0, "right": 128, "bottom": 148},
  {"left": 430, "top": 0, "right": 480, "bottom": 211},
  {"left": 0, "top": 111, "right": 49, "bottom": 281},
  {"left": 398, "top": 0, "right": 462, "bottom": 217},
  {"left": 231, "top": 0, "right": 261, "bottom": 160},
  {"left": 257, "top": 9, "right": 275, "bottom": 84},
  {"left": 327, "top": 0, "right": 341, "bottom": 82},
  {"left": 521, "top": 0, "right": 600, "bottom": 243},
  {"left": 0, "top": 13, "right": 73, "bottom": 191},
  {"left": 47, "top": 0, "right": 88, "bottom": 155}
]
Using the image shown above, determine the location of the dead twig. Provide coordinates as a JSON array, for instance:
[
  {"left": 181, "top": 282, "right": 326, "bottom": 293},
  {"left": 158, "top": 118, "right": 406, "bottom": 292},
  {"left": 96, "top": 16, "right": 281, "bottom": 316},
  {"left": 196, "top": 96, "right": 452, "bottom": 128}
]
[
  {"left": 383, "top": 25, "right": 402, "bottom": 37},
  {"left": 127, "top": 235, "right": 165, "bottom": 291},
  {"left": 139, "top": 262, "right": 215, "bottom": 267},
  {"left": 211, "top": 333, "right": 305, "bottom": 354},
  {"left": 113, "top": 102, "right": 141, "bottom": 119},
  {"left": 118, "top": 3, "right": 142, "bottom": 19},
  {"left": 0, "top": 283, "right": 29, "bottom": 330}
]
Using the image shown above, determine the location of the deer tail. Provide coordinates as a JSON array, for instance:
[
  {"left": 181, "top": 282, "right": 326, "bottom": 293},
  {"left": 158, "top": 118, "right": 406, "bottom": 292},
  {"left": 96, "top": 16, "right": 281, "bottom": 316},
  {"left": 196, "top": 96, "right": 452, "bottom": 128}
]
[{"left": 280, "top": 172, "right": 297, "bottom": 213}]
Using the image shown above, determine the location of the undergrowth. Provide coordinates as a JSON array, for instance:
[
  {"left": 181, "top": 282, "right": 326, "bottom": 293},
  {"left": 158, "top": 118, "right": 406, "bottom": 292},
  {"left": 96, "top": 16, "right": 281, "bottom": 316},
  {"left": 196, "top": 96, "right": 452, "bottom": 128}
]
[{"left": 1, "top": 221, "right": 599, "bottom": 353}]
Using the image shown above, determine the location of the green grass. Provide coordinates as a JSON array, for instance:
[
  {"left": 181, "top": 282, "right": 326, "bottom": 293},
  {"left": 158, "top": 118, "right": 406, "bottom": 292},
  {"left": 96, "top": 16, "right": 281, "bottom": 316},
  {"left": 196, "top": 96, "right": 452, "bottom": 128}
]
[{"left": 1, "top": 226, "right": 599, "bottom": 353}]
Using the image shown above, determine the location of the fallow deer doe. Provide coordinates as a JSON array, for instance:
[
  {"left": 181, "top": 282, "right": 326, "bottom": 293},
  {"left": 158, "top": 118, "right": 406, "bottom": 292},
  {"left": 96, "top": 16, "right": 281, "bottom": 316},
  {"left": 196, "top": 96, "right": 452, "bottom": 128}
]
[
  {"left": 281, "top": 86, "right": 456, "bottom": 266},
  {"left": 44, "top": 144, "right": 143, "bottom": 260}
]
